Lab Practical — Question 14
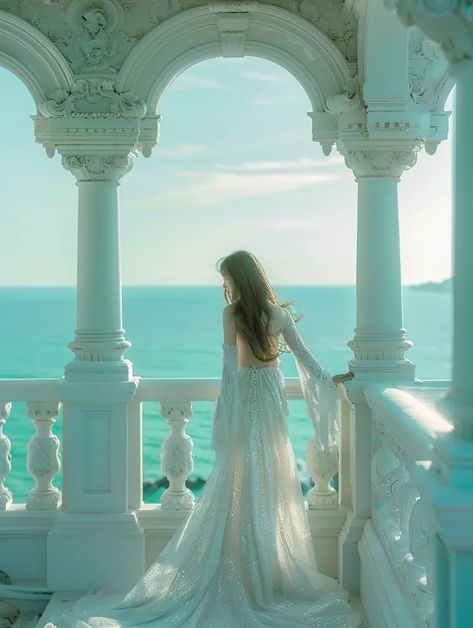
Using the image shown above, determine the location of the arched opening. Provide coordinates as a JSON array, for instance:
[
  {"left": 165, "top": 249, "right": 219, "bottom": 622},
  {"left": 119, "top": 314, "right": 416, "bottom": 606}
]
[{"left": 119, "top": 55, "right": 356, "bottom": 502}]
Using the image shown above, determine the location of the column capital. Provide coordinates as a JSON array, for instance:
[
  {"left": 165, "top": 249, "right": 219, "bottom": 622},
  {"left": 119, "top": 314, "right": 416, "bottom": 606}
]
[
  {"left": 394, "top": 0, "right": 473, "bottom": 65},
  {"left": 33, "top": 114, "right": 160, "bottom": 181},
  {"left": 338, "top": 140, "right": 421, "bottom": 180},
  {"left": 62, "top": 153, "right": 135, "bottom": 183}
]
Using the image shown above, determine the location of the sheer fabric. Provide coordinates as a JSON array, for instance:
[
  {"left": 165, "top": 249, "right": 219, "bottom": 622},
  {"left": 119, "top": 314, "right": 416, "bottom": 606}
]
[{"left": 43, "top": 310, "right": 361, "bottom": 628}]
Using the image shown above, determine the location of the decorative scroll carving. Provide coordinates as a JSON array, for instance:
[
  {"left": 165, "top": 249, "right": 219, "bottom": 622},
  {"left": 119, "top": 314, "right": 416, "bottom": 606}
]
[
  {"left": 26, "top": 401, "right": 62, "bottom": 511},
  {"left": 159, "top": 401, "right": 195, "bottom": 510},
  {"left": 2, "top": 0, "right": 359, "bottom": 70},
  {"left": 372, "top": 413, "right": 433, "bottom": 625},
  {"left": 297, "top": 0, "right": 357, "bottom": 62},
  {"left": 395, "top": 0, "right": 473, "bottom": 64},
  {"left": 0, "top": 402, "right": 13, "bottom": 511},
  {"left": 342, "top": 146, "right": 419, "bottom": 178},
  {"left": 325, "top": 75, "right": 363, "bottom": 114},
  {"left": 62, "top": 153, "right": 135, "bottom": 182},
  {"left": 44, "top": 78, "right": 146, "bottom": 118}
]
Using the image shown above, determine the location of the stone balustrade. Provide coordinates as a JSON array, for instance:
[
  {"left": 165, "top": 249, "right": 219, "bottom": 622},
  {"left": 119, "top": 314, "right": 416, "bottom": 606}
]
[
  {"left": 363, "top": 383, "right": 452, "bottom": 627},
  {"left": 0, "top": 380, "right": 62, "bottom": 513},
  {"left": 0, "top": 376, "right": 342, "bottom": 513},
  {"left": 135, "top": 376, "right": 342, "bottom": 511}
]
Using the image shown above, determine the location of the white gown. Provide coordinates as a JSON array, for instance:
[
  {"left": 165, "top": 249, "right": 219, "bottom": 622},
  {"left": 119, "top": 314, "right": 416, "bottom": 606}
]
[{"left": 43, "top": 309, "right": 362, "bottom": 628}]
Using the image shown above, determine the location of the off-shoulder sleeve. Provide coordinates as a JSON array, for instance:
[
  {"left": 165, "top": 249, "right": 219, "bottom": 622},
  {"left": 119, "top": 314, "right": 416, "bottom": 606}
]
[
  {"left": 210, "top": 343, "right": 241, "bottom": 453},
  {"left": 281, "top": 309, "right": 339, "bottom": 450}
]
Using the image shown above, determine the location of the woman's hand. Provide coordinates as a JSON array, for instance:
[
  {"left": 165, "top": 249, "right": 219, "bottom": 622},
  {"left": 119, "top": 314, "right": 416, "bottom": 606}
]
[{"left": 332, "top": 371, "right": 354, "bottom": 386}]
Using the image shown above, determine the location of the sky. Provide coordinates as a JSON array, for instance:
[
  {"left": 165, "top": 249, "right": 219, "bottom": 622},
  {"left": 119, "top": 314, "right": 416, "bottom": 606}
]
[{"left": 0, "top": 57, "right": 453, "bottom": 286}]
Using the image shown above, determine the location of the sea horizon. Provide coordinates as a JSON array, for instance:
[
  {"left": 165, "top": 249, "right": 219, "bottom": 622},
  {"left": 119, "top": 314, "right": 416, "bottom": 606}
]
[{"left": 0, "top": 285, "right": 452, "bottom": 503}]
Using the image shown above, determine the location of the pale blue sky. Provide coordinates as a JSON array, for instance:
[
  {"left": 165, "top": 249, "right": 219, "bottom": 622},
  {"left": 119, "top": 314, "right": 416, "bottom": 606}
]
[{"left": 0, "top": 57, "right": 453, "bottom": 286}]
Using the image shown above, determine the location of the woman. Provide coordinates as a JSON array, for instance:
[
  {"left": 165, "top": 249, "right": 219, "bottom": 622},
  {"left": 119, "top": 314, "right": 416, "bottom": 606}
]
[{"left": 44, "top": 251, "right": 360, "bottom": 627}]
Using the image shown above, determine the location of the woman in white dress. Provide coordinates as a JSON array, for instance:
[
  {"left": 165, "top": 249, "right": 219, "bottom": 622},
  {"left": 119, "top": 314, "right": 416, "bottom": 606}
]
[{"left": 44, "top": 250, "right": 361, "bottom": 628}]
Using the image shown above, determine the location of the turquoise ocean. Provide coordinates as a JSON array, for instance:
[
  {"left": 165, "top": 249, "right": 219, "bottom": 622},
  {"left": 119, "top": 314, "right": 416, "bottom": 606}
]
[{"left": 0, "top": 286, "right": 451, "bottom": 503}]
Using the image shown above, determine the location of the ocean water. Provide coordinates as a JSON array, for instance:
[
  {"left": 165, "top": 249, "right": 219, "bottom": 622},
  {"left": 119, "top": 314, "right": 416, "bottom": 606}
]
[{"left": 0, "top": 286, "right": 452, "bottom": 503}]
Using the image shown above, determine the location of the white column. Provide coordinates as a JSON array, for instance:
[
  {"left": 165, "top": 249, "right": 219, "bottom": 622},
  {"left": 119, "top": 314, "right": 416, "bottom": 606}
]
[
  {"left": 45, "top": 149, "right": 144, "bottom": 592},
  {"left": 32, "top": 107, "right": 160, "bottom": 590},
  {"left": 62, "top": 154, "right": 133, "bottom": 377},
  {"left": 342, "top": 144, "right": 419, "bottom": 381},
  {"left": 384, "top": 5, "right": 473, "bottom": 626},
  {"left": 336, "top": 142, "right": 419, "bottom": 592},
  {"left": 395, "top": 0, "right": 473, "bottom": 438},
  {"left": 441, "top": 61, "right": 473, "bottom": 439}
]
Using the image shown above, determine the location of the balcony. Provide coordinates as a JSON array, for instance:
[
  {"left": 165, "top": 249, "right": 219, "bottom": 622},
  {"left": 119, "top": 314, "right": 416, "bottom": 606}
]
[{"left": 0, "top": 374, "right": 454, "bottom": 627}]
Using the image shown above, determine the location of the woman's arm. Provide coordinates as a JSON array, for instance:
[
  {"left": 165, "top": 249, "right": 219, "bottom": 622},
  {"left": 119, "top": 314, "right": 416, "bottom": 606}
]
[
  {"left": 223, "top": 304, "right": 237, "bottom": 345},
  {"left": 210, "top": 307, "right": 239, "bottom": 452},
  {"left": 332, "top": 371, "right": 354, "bottom": 386}
]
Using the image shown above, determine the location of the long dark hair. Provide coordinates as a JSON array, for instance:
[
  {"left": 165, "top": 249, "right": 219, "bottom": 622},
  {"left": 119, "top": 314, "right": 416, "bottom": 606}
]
[{"left": 216, "top": 250, "right": 300, "bottom": 362}]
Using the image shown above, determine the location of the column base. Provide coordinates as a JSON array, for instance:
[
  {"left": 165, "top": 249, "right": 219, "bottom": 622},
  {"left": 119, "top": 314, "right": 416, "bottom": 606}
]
[
  {"left": 348, "top": 357, "right": 415, "bottom": 381},
  {"left": 64, "top": 358, "right": 133, "bottom": 382},
  {"left": 348, "top": 330, "right": 415, "bottom": 381},
  {"left": 47, "top": 511, "right": 145, "bottom": 591},
  {"left": 67, "top": 331, "right": 132, "bottom": 368},
  {"left": 57, "top": 379, "right": 138, "bottom": 513}
]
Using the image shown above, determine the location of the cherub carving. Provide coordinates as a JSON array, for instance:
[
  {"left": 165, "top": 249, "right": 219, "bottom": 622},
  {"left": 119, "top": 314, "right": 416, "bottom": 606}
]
[{"left": 78, "top": 6, "right": 116, "bottom": 71}]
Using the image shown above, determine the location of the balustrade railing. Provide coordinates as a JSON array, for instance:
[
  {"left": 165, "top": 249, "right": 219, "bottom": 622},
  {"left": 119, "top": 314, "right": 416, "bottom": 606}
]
[
  {"left": 135, "top": 377, "right": 343, "bottom": 511},
  {"left": 0, "top": 380, "right": 62, "bottom": 512},
  {"left": 0, "top": 376, "right": 344, "bottom": 513},
  {"left": 364, "top": 383, "right": 452, "bottom": 627}
]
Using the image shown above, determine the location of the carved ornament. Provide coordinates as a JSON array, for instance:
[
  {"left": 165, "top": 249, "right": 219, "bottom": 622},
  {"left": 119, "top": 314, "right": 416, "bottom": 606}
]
[
  {"left": 395, "top": 0, "right": 473, "bottom": 64},
  {"left": 44, "top": 78, "right": 147, "bottom": 118},
  {"left": 62, "top": 153, "right": 135, "bottom": 182}
]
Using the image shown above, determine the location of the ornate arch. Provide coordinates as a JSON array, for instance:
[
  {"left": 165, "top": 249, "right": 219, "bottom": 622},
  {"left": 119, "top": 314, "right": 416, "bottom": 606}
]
[
  {"left": 117, "top": 3, "right": 354, "bottom": 114},
  {"left": 0, "top": 10, "right": 72, "bottom": 111}
]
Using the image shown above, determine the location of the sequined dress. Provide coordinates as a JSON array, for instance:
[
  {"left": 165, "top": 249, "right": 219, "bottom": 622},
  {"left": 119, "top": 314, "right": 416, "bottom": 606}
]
[{"left": 44, "top": 309, "right": 362, "bottom": 627}]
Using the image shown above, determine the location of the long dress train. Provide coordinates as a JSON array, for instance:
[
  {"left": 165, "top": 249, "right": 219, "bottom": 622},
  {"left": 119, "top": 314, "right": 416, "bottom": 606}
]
[{"left": 43, "top": 309, "right": 362, "bottom": 627}]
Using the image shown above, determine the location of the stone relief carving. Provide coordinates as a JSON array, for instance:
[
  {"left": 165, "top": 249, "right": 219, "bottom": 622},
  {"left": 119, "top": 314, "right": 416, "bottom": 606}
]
[
  {"left": 343, "top": 147, "right": 419, "bottom": 178},
  {"left": 408, "top": 26, "right": 448, "bottom": 109},
  {"left": 62, "top": 153, "right": 135, "bottom": 182},
  {"left": 0, "top": 0, "right": 358, "bottom": 72},
  {"left": 44, "top": 78, "right": 147, "bottom": 117},
  {"left": 297, "top": 0, "right": 357, "bottom": 61},
  {"left": 395, "top": 0, "right": 473, "bottom": 64},
  {"left": 325, "top": 75, "right": 363, "bottom": 113}
]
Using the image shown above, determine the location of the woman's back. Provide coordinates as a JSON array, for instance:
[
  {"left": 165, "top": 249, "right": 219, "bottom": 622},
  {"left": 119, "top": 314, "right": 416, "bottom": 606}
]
[{"left": 235, "top": 301, "right": 286, "bottom": 368}]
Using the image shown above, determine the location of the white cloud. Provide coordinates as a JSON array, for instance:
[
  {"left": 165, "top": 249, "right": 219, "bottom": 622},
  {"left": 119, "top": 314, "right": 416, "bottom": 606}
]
[
  {"left": 155, "top": 170, "right": 340, "bottom": 206},
  {"left": 213, "top": 157, "right": 344, "bottom": 171}
]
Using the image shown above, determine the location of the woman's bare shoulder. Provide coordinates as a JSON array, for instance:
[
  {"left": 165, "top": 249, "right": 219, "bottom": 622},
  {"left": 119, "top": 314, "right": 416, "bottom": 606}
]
[
  {"left": 223, "top": 303, "right": 236, "bottom": 317},
  {"left": 265, "top": 302, "right": 289, "bottom": 333}
]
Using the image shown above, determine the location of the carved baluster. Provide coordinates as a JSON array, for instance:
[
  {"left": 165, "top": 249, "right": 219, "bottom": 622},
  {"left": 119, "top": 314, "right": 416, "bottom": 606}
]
[
  {"left": 372, "top": 437, "right": 405, "bottom": 554},
  {"left": 406, "top": 498, "right": 434, "bottom": 623},
  {"left": 0, "top": 402, "right": 13, "bottom": 511},
  {"left": 394, "top": 470, "right": 419, "bottom": 563},
  {"left": 306, "top": 437, "right": 339, "bottom": 508},
  {"left": 159, "top": 401, "right": 195, "bottom": 510},
  {"left": 26, "top": 401, "right": 62, "bottom": 510},
  {"left": 385, "top": 441, "right": 412, "bottom": 566}
]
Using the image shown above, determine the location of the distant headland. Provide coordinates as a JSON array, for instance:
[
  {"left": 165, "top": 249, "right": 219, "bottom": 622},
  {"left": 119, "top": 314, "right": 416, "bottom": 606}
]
[{"left": 409, "top": 278, "right": 452, "bottom": 293}]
